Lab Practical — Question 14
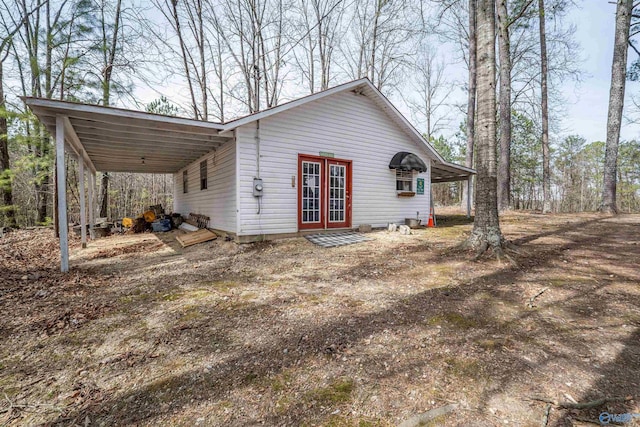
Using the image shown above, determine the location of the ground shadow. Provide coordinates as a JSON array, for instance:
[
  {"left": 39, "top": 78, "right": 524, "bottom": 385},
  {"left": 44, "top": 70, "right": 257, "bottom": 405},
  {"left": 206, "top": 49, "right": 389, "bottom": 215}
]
[{"left": 42, "top": 215, "right": 640, "bottom": 426}]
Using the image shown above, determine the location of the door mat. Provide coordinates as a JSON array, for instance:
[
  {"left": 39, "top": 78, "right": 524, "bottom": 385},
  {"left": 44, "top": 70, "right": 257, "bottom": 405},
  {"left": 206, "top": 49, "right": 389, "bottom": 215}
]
[{"left": 305, "top": 231, "right": 372, "bottom": 248}]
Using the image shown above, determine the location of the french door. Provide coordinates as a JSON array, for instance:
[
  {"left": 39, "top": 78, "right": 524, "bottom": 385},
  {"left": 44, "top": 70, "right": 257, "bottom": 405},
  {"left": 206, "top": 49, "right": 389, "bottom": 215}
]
[{"left": 298, "top": 155, "right": 352, "bottom": 230}]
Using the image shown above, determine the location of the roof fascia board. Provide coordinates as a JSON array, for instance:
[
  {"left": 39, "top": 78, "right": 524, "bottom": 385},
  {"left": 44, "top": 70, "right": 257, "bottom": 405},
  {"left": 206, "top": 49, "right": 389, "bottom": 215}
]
[
  {"left": 25, "top": 97, "right": 226, "bottom": 131},
  {"left": 437, "top": 161, "right": 476, "bottom": 174},
  {"left": 221, "top": 78, "right": 370, "bottom": 131},
  {"left": 432, "top": 176, "right": 473, "bottom": 183}
]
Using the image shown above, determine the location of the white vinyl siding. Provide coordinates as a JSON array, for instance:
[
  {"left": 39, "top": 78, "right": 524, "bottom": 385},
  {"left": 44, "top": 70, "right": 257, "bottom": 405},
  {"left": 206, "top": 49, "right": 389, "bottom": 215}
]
[
  {"left": 173, "top": 139, "right": 236, "bottom": 233},
  {"left": 236, "top": 90, "right": 432, "bottom": 236}
]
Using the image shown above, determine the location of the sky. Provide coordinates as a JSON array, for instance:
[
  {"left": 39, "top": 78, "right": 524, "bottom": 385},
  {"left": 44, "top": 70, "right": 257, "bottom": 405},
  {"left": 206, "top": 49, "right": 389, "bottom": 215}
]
[
  {"left": 130, "top": 1, "right": 639, "bottom": 146},
  {"left": 561, "top": 1, "right": 640, "bottom": 143}
]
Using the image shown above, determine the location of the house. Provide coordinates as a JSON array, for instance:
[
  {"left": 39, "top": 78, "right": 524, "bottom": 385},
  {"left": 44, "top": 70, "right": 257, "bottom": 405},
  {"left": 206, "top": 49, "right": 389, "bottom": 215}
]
[{"left": 26, "top": 78, "right": 474, "bottom": 271}]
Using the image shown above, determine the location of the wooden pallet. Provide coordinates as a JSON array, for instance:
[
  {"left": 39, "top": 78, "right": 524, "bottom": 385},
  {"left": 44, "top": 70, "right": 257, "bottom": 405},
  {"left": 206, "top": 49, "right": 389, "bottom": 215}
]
[
  {"left": 176, "top": 228, "right": 218, "bottom": 248},
  {"left": 186, "top": 213, "right": 210, "bottom": 229}
]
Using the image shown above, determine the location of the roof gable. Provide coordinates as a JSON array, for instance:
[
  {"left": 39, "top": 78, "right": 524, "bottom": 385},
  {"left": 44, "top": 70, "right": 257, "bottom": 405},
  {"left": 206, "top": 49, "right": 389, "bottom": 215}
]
[{"left": 222, "top": 78, "right": 447, "bottom": 164}]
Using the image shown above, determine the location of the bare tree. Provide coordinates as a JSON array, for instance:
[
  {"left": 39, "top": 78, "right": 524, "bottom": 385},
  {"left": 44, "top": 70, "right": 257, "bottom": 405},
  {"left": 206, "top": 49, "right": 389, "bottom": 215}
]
[
  {"left": 496, "top": 0, "right": 534, "bottom": 211},
  {"left": 311, "top": 0, "right": 342, "bottom": 91},
  {"left": 341, "top": 0, "right": 416, "bottom": 93},
  {"left": 538, "top": 0, "right": 551, "bottom": 213},
  {"left": 430, "top": 0, "right": 477, "bottom": 210},
  {"left": 463, "top": 0, "right": 508, "bottom": 258},
  {"left": 20, "top": 0, "right": 51, "bottom": 223},
  {"left": 0, "top": 52, "right": 13, "bottom": 227},
  {"left": 152, "top": 0, "right": 208, "bottom": 120},
  {"left": 0, "top": 0, "right": 36, "bottom": 227},
  {"left": 206, "top": 0, "right": 289, "bottom": 113},
  {"left": 407, "top": 46, "right": 452, "bottom": 140},
  {"left": 290, "top": 0, "right": 343, "bottom": 93},
  {"left": 94, "top": 0, "right": 123, "bottom": 218},
  {"left": 601, "top": 0, "right": 633, "bottom": 214},
  {"left": 461, "top": 0, "right": 476, "bottom": 212},
  {"left": 11, "top": 0, "right": 91, "bottom": 224},
  {"left": 203, "top": 3, "right": 227, "bottom": 121},
  {"left": 496, "top": 0, "right": 511, "bottom": 211}
]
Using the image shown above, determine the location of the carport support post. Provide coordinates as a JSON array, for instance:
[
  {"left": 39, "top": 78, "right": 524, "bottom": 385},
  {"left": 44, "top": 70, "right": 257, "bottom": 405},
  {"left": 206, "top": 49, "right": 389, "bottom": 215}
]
[
  {"left": 78, "top": 154, "right": 87, "bottom": 248},
  {"left": 55, "top": 115, "right": 69, "bottom": 272},
  {"left": 88, "top": 172, "right": 95, "bottom": 239},
  {"left": 466, "top": 178, "right": 472, "bottom": 218}
]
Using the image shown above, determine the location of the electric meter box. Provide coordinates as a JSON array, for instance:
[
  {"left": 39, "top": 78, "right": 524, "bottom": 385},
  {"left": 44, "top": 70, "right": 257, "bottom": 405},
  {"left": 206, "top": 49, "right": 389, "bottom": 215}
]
[{"left": 253, "top": 178, "right": 264, "bottom": 197}]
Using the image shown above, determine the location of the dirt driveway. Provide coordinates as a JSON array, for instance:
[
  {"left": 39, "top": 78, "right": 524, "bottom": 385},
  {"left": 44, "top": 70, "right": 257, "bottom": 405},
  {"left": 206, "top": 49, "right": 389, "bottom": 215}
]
[{"left": 1, "top": 212, "right": 639, "bottom": 426}]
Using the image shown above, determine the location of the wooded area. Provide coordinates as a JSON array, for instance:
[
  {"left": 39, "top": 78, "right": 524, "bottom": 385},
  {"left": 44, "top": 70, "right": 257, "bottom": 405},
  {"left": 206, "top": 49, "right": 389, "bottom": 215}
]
[
  {"left": 0, "top": 0, "right": 639, "bottom": 229},
  {"left": 2, "top": 2, "right": 640, "bottom": 425}
]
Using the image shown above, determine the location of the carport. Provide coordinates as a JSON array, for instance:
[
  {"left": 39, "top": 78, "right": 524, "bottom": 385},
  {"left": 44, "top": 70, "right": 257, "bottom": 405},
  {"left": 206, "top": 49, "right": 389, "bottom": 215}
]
[
  {"left": 25, "top": 98, "right": 232, "bottom": 272},
  {"left": 431, "top": 161, "right": 476, "bottom": 217}
]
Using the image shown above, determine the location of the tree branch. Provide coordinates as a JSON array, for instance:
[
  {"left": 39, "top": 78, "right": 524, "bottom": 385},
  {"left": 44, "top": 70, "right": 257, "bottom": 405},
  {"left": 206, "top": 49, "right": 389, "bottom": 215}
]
[{"left": 508, "top": 0, "right": 536, "bottom": 28}]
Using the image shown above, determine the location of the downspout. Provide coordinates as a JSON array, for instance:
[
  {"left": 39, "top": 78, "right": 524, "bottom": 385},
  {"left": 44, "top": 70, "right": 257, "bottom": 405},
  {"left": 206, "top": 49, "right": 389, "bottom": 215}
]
[
  {"left": 234, "top": 129, "right": 241, "bottom": 238},
  {"left": 255, "top": 120, "right": 261, "bottom": 216},
  {"left": 466, "top": 178, "right": 472, "bottom": 218},
  {"left": 255, "top": 120, "right": 260, "bottom": 179}
]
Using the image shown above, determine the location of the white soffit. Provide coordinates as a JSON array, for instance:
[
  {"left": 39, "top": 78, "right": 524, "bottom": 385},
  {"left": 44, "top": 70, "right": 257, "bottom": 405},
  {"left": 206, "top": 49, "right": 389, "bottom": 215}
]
[{"left": 25, "top": 98, "right": 230, "bottom": 174}]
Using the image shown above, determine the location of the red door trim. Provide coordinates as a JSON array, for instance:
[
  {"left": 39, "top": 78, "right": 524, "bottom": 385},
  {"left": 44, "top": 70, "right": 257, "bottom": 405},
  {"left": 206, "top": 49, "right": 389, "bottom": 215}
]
[
  {"left": 326, "top": 159, "right": 351, "bottom": 229},
  {"left": 297, "top": 154, "right": 352, "bottom": 231},
  {"left": 298, "top": 155, "right": 325, "bottom": 230}
]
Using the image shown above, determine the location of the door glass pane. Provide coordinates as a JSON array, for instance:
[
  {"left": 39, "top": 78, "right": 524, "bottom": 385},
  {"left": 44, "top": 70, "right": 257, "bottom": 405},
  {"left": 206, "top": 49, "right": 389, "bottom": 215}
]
[
  {"left": 328, "top": 164, "right": 346, "bottom": 223},
  {"left": 302, "top": 161, "right": 321, "bottom": 224}
]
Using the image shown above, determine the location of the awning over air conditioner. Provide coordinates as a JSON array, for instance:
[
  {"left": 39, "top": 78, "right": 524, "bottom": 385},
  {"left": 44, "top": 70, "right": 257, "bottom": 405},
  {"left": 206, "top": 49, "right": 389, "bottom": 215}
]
[{"left": 389, "top": 151, "right": 428, "bottom": 173}]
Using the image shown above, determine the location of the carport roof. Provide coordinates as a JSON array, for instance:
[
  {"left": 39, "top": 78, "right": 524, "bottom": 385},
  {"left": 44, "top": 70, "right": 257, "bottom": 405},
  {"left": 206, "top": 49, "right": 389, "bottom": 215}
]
[
  {"left": 25, "top": 97, "right": 231, "bottom": 174},
  {"left": 431, "top": 161, "right": 476, "bottom": 183}
]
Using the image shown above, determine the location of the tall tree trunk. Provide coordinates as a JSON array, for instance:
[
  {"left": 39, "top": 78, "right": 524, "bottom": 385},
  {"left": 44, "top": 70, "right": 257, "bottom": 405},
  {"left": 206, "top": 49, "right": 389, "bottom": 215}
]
[
  {"left": 0, "top": 59, "right": 16, "bottom": 227},
  {"left": 497, "top": 0, "right": 511, "bottom": 211},
  {"left": 35, "top": 127, "right": 49, "bottom": 224},
  {"left": 370, "top": 0, "right": 387, "bottom": 88},
  {"left": 426, "top": 93, "right": 432, "bottom": 141},
  {"left": 33, "top": 1, "right": 50, "bottom": 225},
  {"left": 464, "top": 0, "right": 506, "bottom": 257},
  {"left": 98, "top": 0, "right": 122, "bottom": 220},
  {"left": 317, "top": 2, "right": 326, "bottom": 91},
  {"left": 0, "top": 0, "right": 43, "bottom": 228},
  {"left": 218, "top": 35, "right": 225, "bottom": 121},
  {"left": 539, "top": 0, "right": 551, "bottom": 213},
  {"left": 99, "top": 172, "right": 109, "bottom": 218},
  {"left": 37, "top": 177, "right": 49, "bottom": 223},
  {"left": 197, "top": 0, "right": 207, "bottom": 120},
  {"left": 98, "top": 171, "right": 109, "bottom": 218},
  {"left": 462, "top": 0, "right": 477, "bottom": 212},
  {"left": 170, "top": 0, "right": 199, "bottom": 119},
  {"left": 602, "top": 0, "right": 632, "bottom": 214}
]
